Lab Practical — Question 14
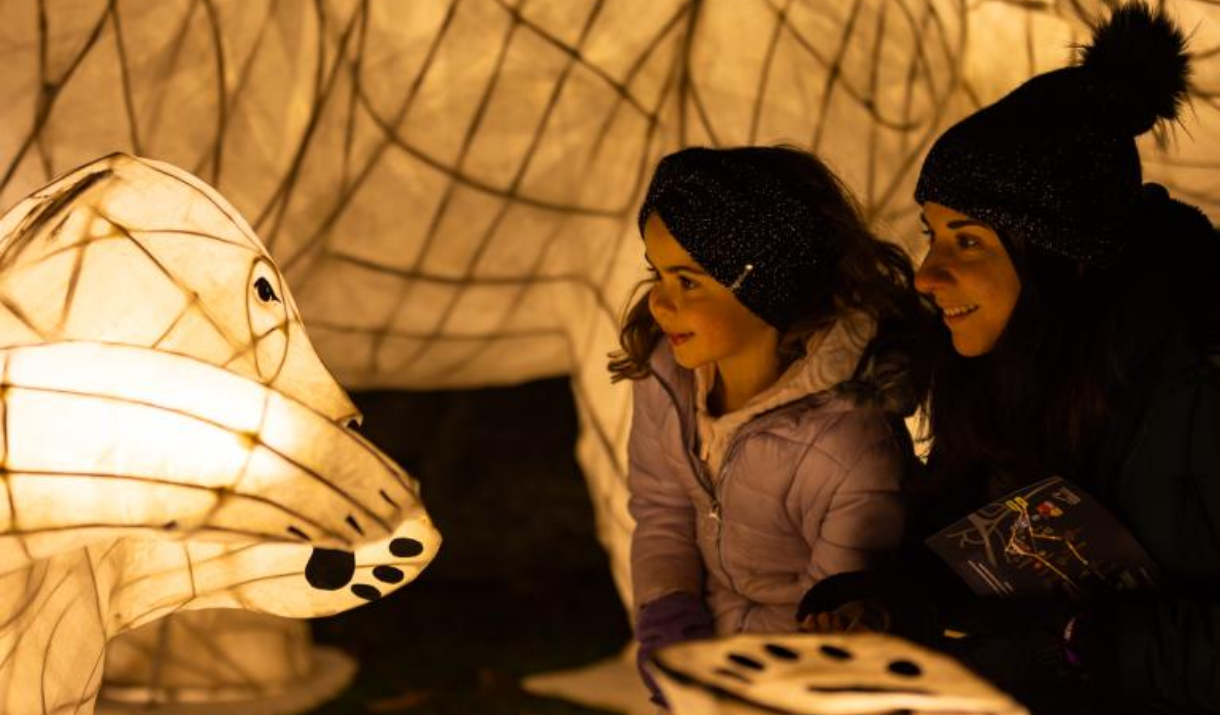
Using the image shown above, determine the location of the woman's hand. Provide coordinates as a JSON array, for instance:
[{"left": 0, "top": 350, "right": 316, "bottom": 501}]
[
  {"left": 799, "top": 598, "right": 892, "bottom": 633},
  {"left": 797, "top": 570, "right": 942, "bottom": 643}
]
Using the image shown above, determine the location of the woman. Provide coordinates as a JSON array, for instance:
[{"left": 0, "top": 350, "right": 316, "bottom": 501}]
[{"left": 800, "top": 4, "right": 1220, "bottom": 714}]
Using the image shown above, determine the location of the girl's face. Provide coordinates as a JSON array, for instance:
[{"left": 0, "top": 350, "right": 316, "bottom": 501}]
[
  {"left": 643, "top": 213, "right": 778, "bottom": 372},
  {"left": 914, "top": 202, "right": 1021, "bottom": 357}
]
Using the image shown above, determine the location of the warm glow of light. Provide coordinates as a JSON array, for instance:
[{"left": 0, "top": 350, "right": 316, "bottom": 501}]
[
  {"left": 0, "top": 154, "right": 439, "bottom": 715},
  {"left": 0, "top": 341, "right": 414, "bottom": 551},
  {"left": 0, "top": 1, "right": 1215, "bottom": 711},
  {"left": 8, "top": 342, "right": 269, "bottom": 435}
]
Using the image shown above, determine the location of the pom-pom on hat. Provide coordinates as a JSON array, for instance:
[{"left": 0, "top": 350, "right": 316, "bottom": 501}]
[
  {"left": 638, "top": 146, "right": 843, "bottom": 330},
  {"left": 915, "top": 2, "right": 1191, "bottom": 265}
]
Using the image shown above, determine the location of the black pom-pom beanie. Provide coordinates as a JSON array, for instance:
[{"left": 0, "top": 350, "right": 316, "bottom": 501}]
[{"left": 915, "top": 2, "right": 1191, "bottom": 265}]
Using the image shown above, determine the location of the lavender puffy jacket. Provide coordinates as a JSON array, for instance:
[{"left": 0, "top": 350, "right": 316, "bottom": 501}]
[{"left": 628, "top": 343, "right": 910, "bottom": 635}]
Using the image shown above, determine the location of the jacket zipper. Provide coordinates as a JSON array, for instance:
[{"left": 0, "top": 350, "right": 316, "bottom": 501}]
[
  {"left": 653, "top": 373, "right": 737, "bottom": 594},
  {"left": 652, "top": 370, "right": 803, "bottom": 629},
  {"left": 712, "top": 441, "right": 743, "bottom": 602}
]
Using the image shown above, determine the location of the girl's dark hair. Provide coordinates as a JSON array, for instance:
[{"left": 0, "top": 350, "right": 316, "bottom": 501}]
[
  {"left": 921, "top": 188, "right": 1220, "bottom": 495},
  {"left": 608, "top": 146, "right": 935, "bottom": 416}
]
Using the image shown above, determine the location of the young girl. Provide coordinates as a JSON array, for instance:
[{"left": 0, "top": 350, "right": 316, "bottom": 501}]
[
  {"left": 801, "top": 4, "right": 1220, "bottom": 713},
  {"left": 609, "top": 145, "right": 932, "bottom": 699}
]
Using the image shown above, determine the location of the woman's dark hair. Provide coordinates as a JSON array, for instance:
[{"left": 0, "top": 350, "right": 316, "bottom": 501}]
[
  {"left": 921, "top": 188, "right": 1219, "bottom": 496},
  {"left": 608, "top": 145, "right": 935, "bottom": 416}
]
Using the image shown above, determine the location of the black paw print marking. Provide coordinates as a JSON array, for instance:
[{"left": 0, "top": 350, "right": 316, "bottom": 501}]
[
  {"left": 713, "top": 643, "right": 800, "bottom": 683},
  {"left": 712, "top": 641, "right": 930, "bottom": 695},
  {"left": 304, "top": 537, "right": 424, "bottom": 600}
]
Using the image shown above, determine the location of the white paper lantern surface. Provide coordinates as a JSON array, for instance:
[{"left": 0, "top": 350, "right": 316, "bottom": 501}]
[
  {"left": 649, "top": 633, "right": 1028, "bottom": 715},
  {"left": 0, "top": 153, "right": 440, "bottom": 715},
  {"left": 99, "top": 610, "right": 357, "bottom": 715}
]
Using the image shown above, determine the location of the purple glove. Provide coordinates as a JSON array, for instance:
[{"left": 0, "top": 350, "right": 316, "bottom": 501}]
[{"left": 635, "top": 591, "right": 714, "bottom": 706}]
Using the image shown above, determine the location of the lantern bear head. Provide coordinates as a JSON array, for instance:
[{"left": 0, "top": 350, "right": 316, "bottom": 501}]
[{"left": 0, "top": 154, "right": 439, "bottom": 715}]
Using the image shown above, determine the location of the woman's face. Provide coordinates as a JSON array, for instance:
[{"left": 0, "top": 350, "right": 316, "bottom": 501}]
[{"left": 914, "top": 202, "right": 1021, "bottom": 357}]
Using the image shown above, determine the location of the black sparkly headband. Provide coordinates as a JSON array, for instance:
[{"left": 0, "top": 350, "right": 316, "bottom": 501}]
[{"left": 638, "top": 146, "right": 841, "bottom": 329}]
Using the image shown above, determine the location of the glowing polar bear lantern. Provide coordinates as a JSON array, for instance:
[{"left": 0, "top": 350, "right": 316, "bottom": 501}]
[
  {"left": 648, "top": 633, "right": 1027, "bottom": 715},
  {"left": 0, "top": 153, "right": 440, "bottom": 715}
]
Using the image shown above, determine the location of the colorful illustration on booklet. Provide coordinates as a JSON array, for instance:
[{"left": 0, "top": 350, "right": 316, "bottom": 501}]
[{"left": 926, "top": 477, "right": 1161, "bottom": 600}]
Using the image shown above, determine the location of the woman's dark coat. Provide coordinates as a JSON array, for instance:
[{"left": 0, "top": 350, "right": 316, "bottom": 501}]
[{"left": 927, "top": 321, "right": 1220, "bottom": 714}]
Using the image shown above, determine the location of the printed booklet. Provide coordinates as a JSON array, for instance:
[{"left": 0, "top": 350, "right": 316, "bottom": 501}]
[{"left": 926, "top": 476, "right": 1160, "bottom": 600}]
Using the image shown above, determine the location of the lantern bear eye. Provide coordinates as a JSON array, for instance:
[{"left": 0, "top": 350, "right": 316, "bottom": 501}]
[{"left": 254, "top": 276, "right": 280, "bottom": 303}]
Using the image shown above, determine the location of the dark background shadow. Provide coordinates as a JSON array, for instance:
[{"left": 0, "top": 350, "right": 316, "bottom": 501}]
[{"left": 306, "top": 378, "right": 632, "bottom": 714}]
